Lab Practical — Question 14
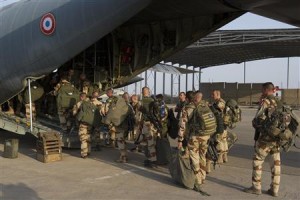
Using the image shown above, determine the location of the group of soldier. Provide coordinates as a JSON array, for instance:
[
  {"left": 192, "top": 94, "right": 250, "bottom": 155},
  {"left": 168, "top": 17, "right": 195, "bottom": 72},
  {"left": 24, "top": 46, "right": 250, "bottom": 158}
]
[{"left": 1, "top": 69, "right": 285, "bottom": 197}]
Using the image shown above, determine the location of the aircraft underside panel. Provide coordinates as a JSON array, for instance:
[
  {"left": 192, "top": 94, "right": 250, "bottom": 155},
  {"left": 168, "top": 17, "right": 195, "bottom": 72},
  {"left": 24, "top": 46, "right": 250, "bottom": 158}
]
[{"left": 0, "top": 0, "right": 151, "bottom": 104}]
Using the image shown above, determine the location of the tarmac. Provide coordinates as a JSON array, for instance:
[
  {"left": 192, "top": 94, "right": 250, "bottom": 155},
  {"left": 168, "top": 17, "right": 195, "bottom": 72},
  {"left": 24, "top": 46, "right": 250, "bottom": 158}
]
[{"left": 0, "top": 109, "right": 299, "bottom": 200}]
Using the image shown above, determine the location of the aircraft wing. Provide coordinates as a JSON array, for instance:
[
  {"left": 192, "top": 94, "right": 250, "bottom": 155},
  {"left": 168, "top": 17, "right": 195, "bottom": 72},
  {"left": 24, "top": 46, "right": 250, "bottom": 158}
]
[{"left": 223, "top": 0, "right": 300, "bottom": 27}]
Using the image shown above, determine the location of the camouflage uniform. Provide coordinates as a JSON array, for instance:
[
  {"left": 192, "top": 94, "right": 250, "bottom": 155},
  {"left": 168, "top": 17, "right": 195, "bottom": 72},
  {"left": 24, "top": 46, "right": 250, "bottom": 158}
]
[
  {"left": 250, "top": 95, "right": 281, "bottom": 195},
  {"left": 131, "top": 101, "right": 142, "bottom": 141},
  {"left": 25, "top": 103, "right": 36, "bottom": 121},
  {"left": 90, "top": 98, "right": 103, "bottom": 150},
  {"left": 188, "top": 100, "right": 214, "bottom": 185},
  {"left": 140, "top": 96, "right": 157, "bottom": 162},
  {"left": 79, "top": 122, "right": 92, "bottom": 157},
  {"left": 103, "top": 96, "right": 118, "bottom": 147},
  {"left": 213, "top": 98, "right": 228, "bottom": 164},
  {"left": 54, "top": 80, "right": 72, "bottom": 131},
  {"left": 178, "top": 103, "right": 195, "bottom": 147},
  {"left": 73, "top": 98, "right": 91, "bottom": 157}
]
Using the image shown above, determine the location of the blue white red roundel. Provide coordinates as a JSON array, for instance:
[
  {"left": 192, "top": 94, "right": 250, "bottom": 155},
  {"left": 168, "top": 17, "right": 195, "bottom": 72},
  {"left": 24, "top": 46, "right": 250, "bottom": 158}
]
[{"left": 40, "top": 13, "right": 56, "bottom": 35}]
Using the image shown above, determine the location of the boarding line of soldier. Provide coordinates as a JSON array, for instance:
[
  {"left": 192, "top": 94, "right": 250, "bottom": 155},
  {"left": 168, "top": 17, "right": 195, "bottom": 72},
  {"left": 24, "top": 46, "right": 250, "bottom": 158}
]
[
  {"left": 1, "top": 75, "right": 294, "bottom": 197},
  {"left": 174, "top": 89, "right": 241, "bottom": 192}
]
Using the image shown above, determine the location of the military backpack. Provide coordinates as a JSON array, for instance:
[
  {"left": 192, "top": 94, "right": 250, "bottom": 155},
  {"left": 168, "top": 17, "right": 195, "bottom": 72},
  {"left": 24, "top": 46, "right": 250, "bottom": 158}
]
[
  {"left": 263, "top": 101, "right": 299, "bottom": 152},
  {"left": 23, "top": 82, "right": 44, "bottom": 104},
  {"left": 102, "top": 96, "right": 129, "bottom": 126},
  {"left": 56, "top": 83, "right": 79, "bottom": 109},
  {"left": 76, "top": 101, "right": 102, "bottom": 127},
  {"left": 223, "top": 99, "right": 242, "bottom": 129},
  {"left": 189, "top": 100, "right": 217, "bottom": 136}
]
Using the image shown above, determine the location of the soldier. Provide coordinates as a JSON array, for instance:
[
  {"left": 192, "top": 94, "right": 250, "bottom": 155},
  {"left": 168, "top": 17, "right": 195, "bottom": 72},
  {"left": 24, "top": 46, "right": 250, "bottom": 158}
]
[
  {"left": 130, "top": 94, "right": 144, "bottom": 152},
  {"left": 122, "top": 92, "right": 130, "bottom": 104},
  {"left": 188, "top": 92, "right": 216, "bottom": 191},
  {"left": 102, "top": 88, "right": 118, "bottom": 148},
  {"left": 72, "top": 93, "right": 88, "bottom": 116},
  {"left": 90, "top": 91, "right": 103, "bottom": 151},
  {"left": 175, "top": 92, "right": 187, "bottom": 120},
  {"left": 244, "top": 82, "right": 282, "bottom": 197},
  {"left": 211, "top": 90, "right": 228, "bottom": 164},
  {"left": 177, "top": 91, "right": 195, "bottom": 151},
  {"left": 54, "top": 75, "right": 76, "bottom": 131},
  {"left": 139, "top": 86, "right": 158, "bottom": 167},
  {"left": 72, "top": 92, "right": 90, "bottom": 158}
]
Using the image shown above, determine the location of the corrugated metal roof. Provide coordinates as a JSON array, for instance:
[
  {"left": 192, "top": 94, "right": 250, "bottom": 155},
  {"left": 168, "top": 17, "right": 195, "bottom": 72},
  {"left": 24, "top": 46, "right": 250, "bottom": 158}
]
[{"left": 165, "top": 28, "right": 300, "bottom": 68}]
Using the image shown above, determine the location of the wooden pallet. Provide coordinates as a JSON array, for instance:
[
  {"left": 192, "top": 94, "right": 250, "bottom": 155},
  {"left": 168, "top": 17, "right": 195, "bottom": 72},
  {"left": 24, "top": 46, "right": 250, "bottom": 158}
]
[{"left": 36, "top": 132, "right": 62, "bottom": 163}]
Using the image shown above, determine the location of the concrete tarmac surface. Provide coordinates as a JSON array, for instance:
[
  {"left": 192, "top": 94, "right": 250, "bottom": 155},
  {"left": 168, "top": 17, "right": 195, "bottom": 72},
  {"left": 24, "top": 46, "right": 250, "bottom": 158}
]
[{"left": 0, "top": 109, "right": 299, "bottom": 200}]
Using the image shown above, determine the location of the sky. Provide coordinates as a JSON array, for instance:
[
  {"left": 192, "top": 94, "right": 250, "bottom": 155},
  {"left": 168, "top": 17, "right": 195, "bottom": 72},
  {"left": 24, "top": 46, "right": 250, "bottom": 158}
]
[{"left": 127, "top": 13, "right": 300, "bottom": 95}]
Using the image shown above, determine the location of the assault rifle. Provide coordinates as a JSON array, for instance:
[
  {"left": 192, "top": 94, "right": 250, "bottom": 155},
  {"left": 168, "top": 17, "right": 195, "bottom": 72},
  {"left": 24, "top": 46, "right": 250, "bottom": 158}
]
[
  {"left": 207, "top": 138, "right": 218, "bottom": 169},
  {"left": 146, "top": 114, "right": 163, "bottom": 133}
]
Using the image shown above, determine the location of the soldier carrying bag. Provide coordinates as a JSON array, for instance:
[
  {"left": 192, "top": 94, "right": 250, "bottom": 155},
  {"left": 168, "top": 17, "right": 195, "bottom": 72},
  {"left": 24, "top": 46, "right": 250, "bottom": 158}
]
[
  {"left": 102, "top": 96, "right": 129, "bottom": 127},
  {"left": 76, "top": 101, "right": 102, "bottom": 127},
  {"left": 223, "top": 99, "right": 242, "bottom": 129}
]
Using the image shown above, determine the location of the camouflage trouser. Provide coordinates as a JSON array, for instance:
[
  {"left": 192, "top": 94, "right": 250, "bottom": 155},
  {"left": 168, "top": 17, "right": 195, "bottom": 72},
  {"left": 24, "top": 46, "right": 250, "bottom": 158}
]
[
  {"left": 79, "top": 123, "right": 92, "bottom": 157},
  {"left": 58, "top": 109, "right": 71, "bottom": 131},
  {"left": 252, "top": 139, "right": 281, "bottom": 194},
  {"left": 188, "top": 135, "right": 210, "bottom": 185},
  {"left": 109, "top": 125, "right": 116, "bottom": 145},
  {"left": 216, "top": 130, "right": 228, "bottom": 163},
  {"left": 143, "top": 121, "right": 158, "bottom": 161},
  {"left": 25, "top": 103, "right": 36, "bottom": 121},
  {"left": 116, "top": 126, "right": 127, "bottom": 157}
]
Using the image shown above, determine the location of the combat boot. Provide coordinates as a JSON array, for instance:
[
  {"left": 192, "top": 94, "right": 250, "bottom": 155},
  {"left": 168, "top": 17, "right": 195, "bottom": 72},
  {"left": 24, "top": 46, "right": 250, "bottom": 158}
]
[
  {"left": 116, "top": 155, "right": 128, "bottom": 163},
  {"left": 244, "top": 187, "right": 262, "bottom": 195},
  {"left": 267, "top": 189, "right": 279, "bottom": 197}
]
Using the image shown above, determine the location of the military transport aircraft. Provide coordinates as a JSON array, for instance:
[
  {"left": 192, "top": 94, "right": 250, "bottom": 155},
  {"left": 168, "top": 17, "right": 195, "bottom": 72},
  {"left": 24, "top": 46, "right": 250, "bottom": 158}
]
[
  {"left": 0, "top": 0, "right": 300, "bottom": 143},
  {"left": 1, "top": 0, "right": 300, "bottom": 104}
]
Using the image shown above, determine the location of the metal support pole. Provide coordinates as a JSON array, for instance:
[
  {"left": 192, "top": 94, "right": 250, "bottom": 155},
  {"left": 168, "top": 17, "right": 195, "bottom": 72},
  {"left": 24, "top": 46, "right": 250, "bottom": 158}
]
[
  {"left": 185, "top": 66, "right": 188, "bottom": 92},
  {"left": 154, "top": 71, "right": 157, "bottom": 95},
  {"left": 171, "top": 74, "right": 174, "bottom": 103},
  {"left": 27, "top": 79, "right": 33, "bottom": 132},
  {"left": 178, "top": 73, "right": 181, "bottom": 94},
  {"left": 192, "top": 66, "right": 195, "bottom": 90},
  {"left": 199, "top": 68, "right": 202, "bottom": 91},
  {"left": 244, "top": 62, "right": 246, "bottom": 83},
  {"left": 145, "top": 70, "right": 148, "bottom": 87},
  {"left": 163, "top": 72, "right": 165, "bottom": 96},
  {"left": 287, "top": 57, "right": 290, "bottom": 89},
  {"left": 135, "top": 82, "right": 138, "bottom": 94}
]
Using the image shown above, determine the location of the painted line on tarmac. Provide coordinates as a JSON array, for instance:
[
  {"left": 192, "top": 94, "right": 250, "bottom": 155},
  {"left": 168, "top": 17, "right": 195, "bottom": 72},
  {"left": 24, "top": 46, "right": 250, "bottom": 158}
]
[
  {"left": 83, "top": 163, "right": 167, "bottom": 184},
  {"left": 83, "top": 168, "right": 139, "bottom": 183}
]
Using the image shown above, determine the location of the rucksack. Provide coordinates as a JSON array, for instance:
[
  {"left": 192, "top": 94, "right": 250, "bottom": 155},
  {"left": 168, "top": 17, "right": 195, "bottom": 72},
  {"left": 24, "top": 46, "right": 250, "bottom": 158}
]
[
  {"left": 76, "top": 101, "right": 102, "bottom": 127},
  {"left": 223, "top": 99, "right": 242, "bottom": 129},
  {"left": 126, "top": 103, "right": 136, "bottom": 132},
  {"left": 150, "top": 99, "right": 169, "bottom": 137},
  {"left": 189, "top": 100, "right": 217, "bottom": 136},
  {"left": 167, "top": 109, "right": 179, "bottom": 139},
  {"left": 56, "top": 83, "right": 79, "bottom": 109},
  {"left": 264, "top": 104, "right": 299, "bottom": 152},
  {"left": 23, "top": 82, "right": 44, "bottom": 104},
  {"left": 102, "top": 96, "right": 129, "bottom": 126},
  {"left": 209, "top": 104, "right": 224, "bottom": 134}
]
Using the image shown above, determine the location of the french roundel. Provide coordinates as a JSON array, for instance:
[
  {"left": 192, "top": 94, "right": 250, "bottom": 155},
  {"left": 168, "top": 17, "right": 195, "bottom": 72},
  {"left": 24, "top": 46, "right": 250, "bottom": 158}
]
[{"left": 40, "top": 13, "right": 56, "bottom": 35}]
